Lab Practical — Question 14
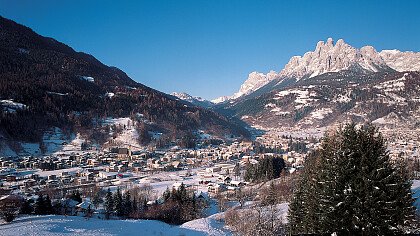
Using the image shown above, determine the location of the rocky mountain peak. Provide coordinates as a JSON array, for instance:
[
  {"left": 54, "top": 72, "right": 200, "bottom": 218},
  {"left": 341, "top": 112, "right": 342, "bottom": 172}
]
[
  {"left": 212, "top": 70, "right": 279, "bottom": 103},
  {"left": 234, "top": 70, "right": 278, "bottom": 98},
  {"left": 215, "top": 38, "right": 420, "bottom": 103},
  {"left": 279, "top": 38, "right": 391, "bottom": 79}
]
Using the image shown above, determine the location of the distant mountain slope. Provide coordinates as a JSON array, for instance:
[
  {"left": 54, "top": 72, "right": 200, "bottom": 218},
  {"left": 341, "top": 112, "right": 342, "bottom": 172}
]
[
  {"left": 216, "top": 38, "right": 420, "bottom": 130},
  {"left": 221, "top": 71, "right": 420, "bottom": 130},
  {"left": 170, "top": 92, "right": 214, "bottom": 108},
  {"left": 0, "top": 16, "right": 249, "bottom": 151}
]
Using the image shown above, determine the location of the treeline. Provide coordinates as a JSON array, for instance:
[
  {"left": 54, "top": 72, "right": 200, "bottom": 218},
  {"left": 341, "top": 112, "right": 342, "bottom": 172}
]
[
  {"left": 11, "top": 184, "right": 205, "bottom": 225},
  {"left": 244, "top": 156, "right": 286, "bottom": 182},
  {"left": 254, "top": 137, "right": 310, "bottom": 155},
  {"left": 144, "top": 184, "right": 204, "bottom": 224},
  {"left": 103, "top": 188, "right": 136, "bottom": 219},
  {"left": 19, "top": 191, "right": 83, "bottom": 216},
  {"left": 101, "top": 184, "right": 205, "bottom": 224}
]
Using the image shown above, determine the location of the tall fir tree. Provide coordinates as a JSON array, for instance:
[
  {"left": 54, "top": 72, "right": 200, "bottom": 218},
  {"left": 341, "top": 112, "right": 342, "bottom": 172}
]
[
  {"left": 131, "top": 197, "right": 138, "bottom": 216},
  {"left": 123, "top": 191, "right": 132, "bottom": 217},
  {"left": 20, "top": 199, "right": 33, "bottom": 214},
  {"left": 114, "top": 188, "right": 124, "bottom": 217},
  {"left": 44, "top": 195, "right": 53, "bottom": 214},
  {"left": 70, "top": 190, "right": 82, "bottom": 203},
  {"left": 163, "top": 187, "right": 171, "bottom": 201},
  {"left": 288, "top": 124, "right": 416, "bottom": 234},
  {"left": 34, "top": 193, "right": 45, "bottom": 215},
  {"left": 104, "top": 188, "right": 114, "bottom": 219},
  {"left": 244, "top": 156, "right": 285, "bottom": 182},
  {"left": 92, "top": 191, "right": 103, "bottom": 209}
]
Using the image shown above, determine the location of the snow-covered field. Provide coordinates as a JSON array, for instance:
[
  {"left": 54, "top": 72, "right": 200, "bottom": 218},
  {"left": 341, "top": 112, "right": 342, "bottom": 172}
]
[
  {"left": 0, "top": 213, "right": 230, "bottom": 236},
  {"left": 134, "top": 168, "right": 217, "bottom": 198},
  {"left": 181, "top": 212, "right": 231, "bottom": 236},
  {"left": 0, "top": 127, "right": 89, "bottom": 157},
  {"left": 1, "top": 181, "right": 418, "bottom": 235},
  {"left": 102, "top": 117, "right": 141, "bottom": 149}
]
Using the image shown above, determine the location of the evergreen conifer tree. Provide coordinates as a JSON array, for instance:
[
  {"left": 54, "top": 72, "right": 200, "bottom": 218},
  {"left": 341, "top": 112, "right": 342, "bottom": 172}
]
[
  {"left": 264, "top": 181, "right": 277, "bottom": 206},
  {"left": 92, "top": 191, "right": 103, "bottom": 209},
  {"left": 162, "top": 187, "right": 171, "bottom": 201},
  {"left": 20, "top": 199, "right": 33, "bottom": 214},
  {"left": 288, "top": 124, "right": 416, "bottom": 234},
  {"left": 70, "top": 190, "right": 82, "bottom": 203},
  {"left": 123, "top": 191, "right": 132, "bottom": 217},
  {"left": 132, "top": 197, "right": 138, "bottom": 216},
  {"left": 104, "top": 188, "right": 114, "bottom": 219},
  {"left": 179, "top": 183, "right": 188, "bottom": 204},
  {"left": 44, "top": 195, "right": 53, "bottom": 214},
  {"left": 114, "top": 188, "right": 124, "bottom": 217},
  {"left": 34, "top": 193, "right": 45, "bottom": 215}
]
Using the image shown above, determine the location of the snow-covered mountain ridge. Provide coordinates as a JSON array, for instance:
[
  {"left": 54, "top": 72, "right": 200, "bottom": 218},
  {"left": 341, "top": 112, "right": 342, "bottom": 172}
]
[
  {"left": 171, "top": 92, "right": 206, "bottom": 102},
  {"left": 212, "top": 71, "right": 280, "bottom": 104},
  {"left": 214, "top": 38, "right": 420, "bottom": 103},
  {"left": 171, "top": 92, "right": 214, "bottom": 108},
  {"left": 379, "top": 49, "right": 420, "bottom": 72}
]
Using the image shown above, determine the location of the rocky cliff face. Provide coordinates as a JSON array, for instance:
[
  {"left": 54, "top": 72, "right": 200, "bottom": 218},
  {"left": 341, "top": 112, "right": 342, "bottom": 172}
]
[{"left": 216, "top": 38, "right": 420, "bottom": 130}]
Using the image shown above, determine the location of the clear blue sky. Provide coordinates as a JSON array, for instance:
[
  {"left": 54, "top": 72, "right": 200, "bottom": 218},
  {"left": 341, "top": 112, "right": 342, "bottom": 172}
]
[{"left": 1, "top": 0, "right": 419, "bottom": 100}]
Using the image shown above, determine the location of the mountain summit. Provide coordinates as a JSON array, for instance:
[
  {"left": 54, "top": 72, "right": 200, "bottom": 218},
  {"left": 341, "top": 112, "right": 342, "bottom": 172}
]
[
  {"left": 278, "top": 38, "right": 390, "bottom": 79},
  {"left": 215, "top": 38, "right": 420, "bottom": 103},
  {"left": 212, "top": 71, "right": 278, "bottom": 104}
]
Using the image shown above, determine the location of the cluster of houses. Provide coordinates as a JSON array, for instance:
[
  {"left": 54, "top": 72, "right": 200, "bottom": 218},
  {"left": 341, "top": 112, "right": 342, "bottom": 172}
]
[
  {"left": 387, "top": 139, "right": 419, "bottom": 160},
  {"left": 196, "top": 163, "right": 246, "bottom": 194},
  {"left": 0, "top": 140, "right": 254, "bottom": 197},
  {"left": 0, "top": 136, "right": 312, "bottom": 209}
]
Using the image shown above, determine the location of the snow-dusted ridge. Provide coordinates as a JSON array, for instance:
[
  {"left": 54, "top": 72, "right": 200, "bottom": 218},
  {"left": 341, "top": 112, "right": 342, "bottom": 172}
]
[
  {"left": 212, "top": 71, "right": 279, "bottom": 104},
  {"left": 171, "top": 92, "right": 207, "bottom": 102},
  {"left": 211, "top": 96, "right": 230, "bottom": 104},
  {"left": 379, "top": 49, "right": 420, "bottom": 72},
  {"left": 171, "top": 92, "right": 214, "bottom": 108}
]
